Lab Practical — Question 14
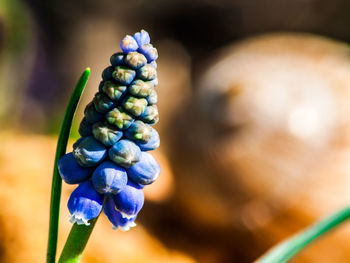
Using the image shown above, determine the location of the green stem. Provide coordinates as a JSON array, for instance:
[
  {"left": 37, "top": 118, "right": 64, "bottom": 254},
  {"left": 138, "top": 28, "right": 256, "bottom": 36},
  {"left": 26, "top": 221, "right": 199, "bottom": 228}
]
[
  {"left": 47, "top": 68, "right": 90, "bottom": 263},
  {"left": 58, "top": 217, "right": 99, "bottom": 263},
  {"left": 256, "top": 206, "right": 350, "bottom": 263}
]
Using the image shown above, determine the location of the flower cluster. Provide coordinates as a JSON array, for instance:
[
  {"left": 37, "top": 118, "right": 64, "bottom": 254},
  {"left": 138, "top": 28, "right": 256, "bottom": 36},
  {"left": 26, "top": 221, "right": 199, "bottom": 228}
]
[{"left": 58, "top": 30, "right": 160, "bottom": 231}]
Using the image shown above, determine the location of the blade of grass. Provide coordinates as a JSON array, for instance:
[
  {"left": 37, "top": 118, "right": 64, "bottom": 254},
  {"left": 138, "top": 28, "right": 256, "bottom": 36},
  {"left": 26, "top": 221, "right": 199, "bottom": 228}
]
[
  {"left": 256, "top": 206, "right": 350, "bottom": 263},
  {"left": 47, "top": 68, "right": 90, "bottom": 263}
]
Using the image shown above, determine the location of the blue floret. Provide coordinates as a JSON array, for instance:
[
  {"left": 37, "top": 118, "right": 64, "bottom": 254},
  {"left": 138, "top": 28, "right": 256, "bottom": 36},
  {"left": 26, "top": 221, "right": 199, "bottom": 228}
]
[
  {"left": 104, "top": 197, "right": 137, "bottom": 231},
  {"left": 127, "top": 152, "right": 160, "bottom": 185},
  {"left": 92, "top": 161, "right": 128, "bottom": 194},
  {"left": 108, "top": 139, "right": 141, "bottom": 168},
  {"left": 120, "top": 35, "right": 138, "bottom": 53},
  {"left": 137, "top": 127, "right": 160, "bottom": 151},
  {"left": 63, "top": 29, "right": 160, "bottom": 231},
  {"left": 133, "top": 30, "right": 150, "bottom": 47},
  {"left": 68, "top": 181, "right": 104, "bottom": 225},
  {"left": 73, "top": 136, "right": 107, "bottom": 167},
  {"left": 112, "top": 180, "right": 144, "bottom": 219},
  {"left": 58, "top": 152, "right": 93, "bottom": 184}
]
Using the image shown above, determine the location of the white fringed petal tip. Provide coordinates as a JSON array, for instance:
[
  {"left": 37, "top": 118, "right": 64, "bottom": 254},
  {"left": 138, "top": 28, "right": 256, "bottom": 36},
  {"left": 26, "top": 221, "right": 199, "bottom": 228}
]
[
  {"left": 115, "top": 207, "right": 136, "bottom": 219},
  {"left": 112, "top": 221, "right": 137, "bottom": 231},
  {"left": 69, "top": 213, "right": 90, "bottom": 226}
]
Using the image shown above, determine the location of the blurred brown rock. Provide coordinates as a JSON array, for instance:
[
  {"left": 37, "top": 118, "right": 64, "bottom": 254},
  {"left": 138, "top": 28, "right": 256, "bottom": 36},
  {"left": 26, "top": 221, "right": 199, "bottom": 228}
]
[{"left": 141, "top": 33, "right": 350, "bottom": 262}]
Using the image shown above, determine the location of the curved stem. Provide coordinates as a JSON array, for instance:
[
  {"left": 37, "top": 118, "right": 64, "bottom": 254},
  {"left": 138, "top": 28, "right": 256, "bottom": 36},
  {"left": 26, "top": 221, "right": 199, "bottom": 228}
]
[
  {"left": 47, "top": 68, "right": 90, "bottom": 263},
  {"left": 256, "top": 206, "right": 350, "bottom": 263},
  {"left": 58, "top": 217, "right": 99, "bottom": 263}
]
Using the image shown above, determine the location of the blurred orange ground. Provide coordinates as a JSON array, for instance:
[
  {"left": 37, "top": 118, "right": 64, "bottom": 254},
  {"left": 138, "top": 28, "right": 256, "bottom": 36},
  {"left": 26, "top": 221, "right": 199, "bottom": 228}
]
[{"left": 0, "top": 131, "right": 194, "bottom": 263}]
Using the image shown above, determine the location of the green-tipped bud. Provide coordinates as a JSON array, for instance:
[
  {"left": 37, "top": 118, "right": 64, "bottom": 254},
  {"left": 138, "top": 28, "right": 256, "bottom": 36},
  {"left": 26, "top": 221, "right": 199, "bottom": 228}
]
[
  {"left": 137, "top": 64, "right": 157, "bottom": 81},
  {"left": 102, "top": 81, "right": 127, "bottom": 101},
  {"left": 92, "top": 92, "right": 116, "bottom": 113},
  {"left": 124, "top": 52, "right": 147, "bottom": 69},
  {"left": 122, "top": 96, "right": 148, "bottom": 116},
  {"left": 125, "top": 120, "right": 152, "bottom": 143},
  {"left": 106, "top": 107, "right": 134, "bottom": 130},
  {"left": 92, "top": 122, "right": 123, "bottom": 146},
  {"left": 146, "top": 89, "right": 158, "bottom": 105},
  {"left": 128, "top": 79, "right": 154, "bottom": 98},
  {"left": 112, "top": 66, "right": 136, "bottom": 85},
  {"left": 140, "top": 105, "right": 159, "bottom": 124}
]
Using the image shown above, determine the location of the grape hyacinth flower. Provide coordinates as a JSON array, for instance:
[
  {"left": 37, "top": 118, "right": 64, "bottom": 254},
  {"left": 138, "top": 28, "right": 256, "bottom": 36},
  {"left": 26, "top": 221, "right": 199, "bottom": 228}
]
[{"left": 58, "top": 29, "right": 160, "bottom": 231}]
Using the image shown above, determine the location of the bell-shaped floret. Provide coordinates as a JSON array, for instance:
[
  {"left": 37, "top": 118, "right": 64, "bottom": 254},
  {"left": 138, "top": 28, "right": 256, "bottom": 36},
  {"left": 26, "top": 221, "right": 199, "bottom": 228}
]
[
  {"left": 58, "top": 152, "right": 93, "bottom": 184},
  {"left": 125, "top": 120, "right": 152, "bottom": 144},
  {"left": 68, "top": 181, "right": 104, "bottom": 225},
  {"left": 113, "top": 181, "right": 144, "bottom": 219},
  {"left": 120, "top": 35, "right": 138, "bottom": 53},
  {"left": 104, "top": 197, "right": 136, "bottom": 231},
  {"left": 92, "top": 122, "right": 123, "bottom": 146},
  {"left": 133, "top": 30, "right": 150, "bottom": 47},
  {"left": 108, "top": 139, "right": 141, "bottom": 168},
  {"left": 73, "top": 136, "right": 107, "bottom": 167},
  {"left": 127, "top": 152, "right": 160, "bottom": 185},
  {"left": 92, "top": 161, "right": 128, "bottom": 194}
]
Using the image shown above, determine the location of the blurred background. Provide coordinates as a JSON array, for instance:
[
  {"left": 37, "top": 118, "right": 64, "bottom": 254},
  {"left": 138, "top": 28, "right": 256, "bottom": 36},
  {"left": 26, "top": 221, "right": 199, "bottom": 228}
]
[{"left": 3, "top": 0, "right": 350, "bottom": 262}]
